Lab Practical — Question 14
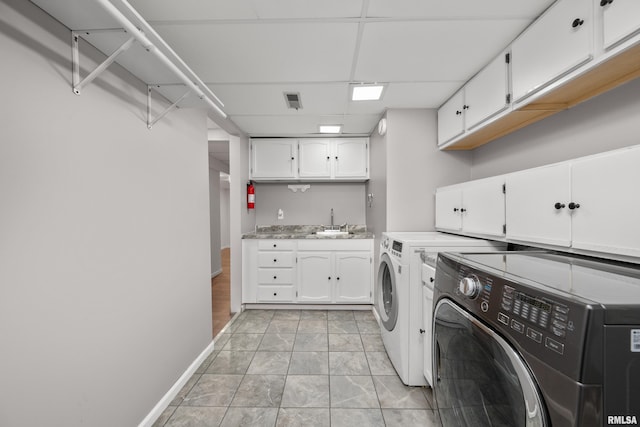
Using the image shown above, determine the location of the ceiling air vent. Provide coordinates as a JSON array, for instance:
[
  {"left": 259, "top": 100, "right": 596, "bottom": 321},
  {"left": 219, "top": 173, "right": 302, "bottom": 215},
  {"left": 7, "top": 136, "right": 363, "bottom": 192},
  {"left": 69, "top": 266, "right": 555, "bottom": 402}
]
[{"left": 284, "top": 92, "right": 302, "bottom": 110}]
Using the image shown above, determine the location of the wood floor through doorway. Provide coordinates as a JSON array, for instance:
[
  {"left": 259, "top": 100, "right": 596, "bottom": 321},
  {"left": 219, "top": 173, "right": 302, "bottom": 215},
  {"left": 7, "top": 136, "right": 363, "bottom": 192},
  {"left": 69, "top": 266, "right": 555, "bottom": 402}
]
[{"left": 211, "top": 248, "right": 232, "bottom": 338}]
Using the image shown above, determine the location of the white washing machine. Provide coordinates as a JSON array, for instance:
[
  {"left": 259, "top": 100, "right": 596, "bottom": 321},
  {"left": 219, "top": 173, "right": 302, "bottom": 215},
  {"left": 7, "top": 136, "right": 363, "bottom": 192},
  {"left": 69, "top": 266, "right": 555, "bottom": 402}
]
[{"left": 376, "top": 232, "right": 506, "bottom": 386}]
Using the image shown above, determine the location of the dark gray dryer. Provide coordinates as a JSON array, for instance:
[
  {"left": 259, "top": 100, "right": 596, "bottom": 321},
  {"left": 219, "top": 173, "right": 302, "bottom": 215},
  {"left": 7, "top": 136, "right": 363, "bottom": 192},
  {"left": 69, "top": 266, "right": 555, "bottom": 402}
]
[{"left": 433, "top": 251, "right": 640, "bottom": 427}]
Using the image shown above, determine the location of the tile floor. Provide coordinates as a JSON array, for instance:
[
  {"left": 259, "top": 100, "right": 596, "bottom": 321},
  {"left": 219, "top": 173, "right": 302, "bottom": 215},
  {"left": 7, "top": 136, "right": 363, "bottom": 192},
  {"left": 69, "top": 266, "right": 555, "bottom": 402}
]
[{"left": 152, "top": 309, "right": 441, "bottom": 427}]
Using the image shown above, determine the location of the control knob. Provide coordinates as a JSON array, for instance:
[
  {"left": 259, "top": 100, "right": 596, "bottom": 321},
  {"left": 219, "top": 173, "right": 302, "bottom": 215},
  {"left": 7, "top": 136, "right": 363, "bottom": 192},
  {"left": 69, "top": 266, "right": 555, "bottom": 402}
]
[{"left": 459, "top": 276, "right": 481, "bottom": 299}]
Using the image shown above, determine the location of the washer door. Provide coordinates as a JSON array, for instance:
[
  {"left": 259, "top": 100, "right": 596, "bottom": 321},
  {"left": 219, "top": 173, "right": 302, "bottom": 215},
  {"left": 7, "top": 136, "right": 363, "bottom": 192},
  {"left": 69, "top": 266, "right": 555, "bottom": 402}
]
[
  {"left": 433, "top": 299, "right": 547, "bottom": 427},
  {"left": 377, "top": 253, "right": 399, "bottom": 331}
]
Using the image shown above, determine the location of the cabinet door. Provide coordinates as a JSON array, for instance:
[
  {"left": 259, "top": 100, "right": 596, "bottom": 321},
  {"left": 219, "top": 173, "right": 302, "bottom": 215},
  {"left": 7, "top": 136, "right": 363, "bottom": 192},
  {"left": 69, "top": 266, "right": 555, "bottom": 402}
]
[
  {"left": 435, "top": 186, "right": 463, "bottom": 231},
  {"left": 601, "top": 0, "right": 640, "bottom": 49},
  {"left": 298, "top": 139, "right": 332, "bottom": 178},
  {"left": 464, "top": 52, "right": 510, "bottom": 130},
  {"left": 506, "top": 163, "right": 572, "bottom": 247},
  {"left": 571, "top": 146, "right": 640, "bottom": 257},
  {"left": 297, "top": 252, "right": 332, "bottom": 302},
  {"left": 334, "top": 139, "right": 369, "bottom": 179},
  {"left": 511, "top": 0, "right": 593, "bottom": 102},
  {"left": 334, "top": 252, "right": 371, "bottom": 303},
  {"left": 251, "top": 139, "right": 297, "bottom": 179},
  {"left": 462, "top": 176, "right": 506, "bottom": 237},
  {"left": 437, "top": 89, "right": 465, "bottom": 145}
]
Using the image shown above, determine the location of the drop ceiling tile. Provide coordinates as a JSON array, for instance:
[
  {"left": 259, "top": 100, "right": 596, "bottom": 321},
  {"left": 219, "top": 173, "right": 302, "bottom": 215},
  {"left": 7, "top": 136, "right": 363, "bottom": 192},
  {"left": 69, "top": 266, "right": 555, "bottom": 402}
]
[
  {"left": 347, "top": 81, "right": 464, "bottom": 114},
  {"left": 153, "top": 22, "right": 358, "bottom": 83},
  {"left": 341, "top": 114, "right": 381, "bottom": 135},
  {"left": 131, "top": 0, "right": 363, "bottom": 21},
  {"left": 366, "top": 0, "right": 555, "bottom": 19},
  {"left": 207, "top": 83, "right": 349, "bottom": 115},
  {"left": 232, "top": 114, "right": 353, "bottom": 136},
  {"left": 355, "top": 20, "right": 529, "bottom": 82}
]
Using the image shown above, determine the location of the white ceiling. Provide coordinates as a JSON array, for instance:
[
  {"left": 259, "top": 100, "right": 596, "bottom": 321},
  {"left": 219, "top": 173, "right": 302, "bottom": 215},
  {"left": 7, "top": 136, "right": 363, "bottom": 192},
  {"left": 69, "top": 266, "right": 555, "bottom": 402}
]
[{"left": 31, "top": 0, "right": 556, "bottom": 137}]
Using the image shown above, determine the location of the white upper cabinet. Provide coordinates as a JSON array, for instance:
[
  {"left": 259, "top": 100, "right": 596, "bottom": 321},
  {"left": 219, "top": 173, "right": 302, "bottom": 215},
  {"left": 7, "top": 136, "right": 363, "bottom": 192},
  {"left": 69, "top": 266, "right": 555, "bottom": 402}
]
[
  {"left": 435, "top": 175, "right": 506, "bottom": 237},
  {"left": 438, "top": 52, "right": 511, "bottom": 147},
  {"left": 334, "top": 139, "right": 369, "bottom": 178},
  {"left": 464, "top": 52, "right": 511, "bottom": 130},
  {"left": 571, "top": 146, "right": 640, "bottom": 257},
  {"left": 506, "top": 163, "right": 573, "bottom": 247},
  {"left": 601, "top": 0, "right": 640, "bottom": 49},
  {"left": 298, "top": 139, "right": 332, "bottom": 178},
  {"left": 511, "top": 0, "right": 593, "bottom": 102},
  {"left": 252, "top": 138, "right": 369, "bottom": 181},
  {"left": 437, "top": 89, "right": 465, "bottom": 145},
  {"left": 250, "top": 139, "right": 297, "bottom": 179}
]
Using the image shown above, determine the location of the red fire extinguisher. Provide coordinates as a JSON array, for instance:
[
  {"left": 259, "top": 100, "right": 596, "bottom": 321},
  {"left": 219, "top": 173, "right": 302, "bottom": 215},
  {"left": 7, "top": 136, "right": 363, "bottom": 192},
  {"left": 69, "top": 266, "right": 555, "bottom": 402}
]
[{"left": 247, "top": 181, "right": 255, "bottom": 209}]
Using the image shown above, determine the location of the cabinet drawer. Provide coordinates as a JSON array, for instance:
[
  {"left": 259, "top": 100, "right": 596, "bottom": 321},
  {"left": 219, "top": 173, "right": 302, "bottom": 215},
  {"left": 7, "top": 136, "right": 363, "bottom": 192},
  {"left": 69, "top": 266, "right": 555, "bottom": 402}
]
[
  {"left": 258, "top": 252, "right": 294, "bottom": 267},
  {"left": 258, "top": 240, "right": 296, "bottom": 251},
  {"left": 257, "top": 286, "right": 295, "bottom": 302},
  {"left": 258, "top": 268, "right": 293, "bottom": 285}
]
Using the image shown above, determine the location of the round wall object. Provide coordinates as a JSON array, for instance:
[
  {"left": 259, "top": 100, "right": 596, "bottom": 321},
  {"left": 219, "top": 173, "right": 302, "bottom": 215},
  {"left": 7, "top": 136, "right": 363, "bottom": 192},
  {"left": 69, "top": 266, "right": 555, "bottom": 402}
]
[{"left": 377, "top": 118, "right": 387, "bottom": 136}]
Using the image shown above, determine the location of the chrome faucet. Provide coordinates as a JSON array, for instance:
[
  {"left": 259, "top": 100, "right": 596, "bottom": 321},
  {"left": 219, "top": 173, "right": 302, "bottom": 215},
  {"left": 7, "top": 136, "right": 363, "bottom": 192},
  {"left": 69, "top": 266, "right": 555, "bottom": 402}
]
[{"left": 330, "top": 208, "right": 334, "bottom": 228}]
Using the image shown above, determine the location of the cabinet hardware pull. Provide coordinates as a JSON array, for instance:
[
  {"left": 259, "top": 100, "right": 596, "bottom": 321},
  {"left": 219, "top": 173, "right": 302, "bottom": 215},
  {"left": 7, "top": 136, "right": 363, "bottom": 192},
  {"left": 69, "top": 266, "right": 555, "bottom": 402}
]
[
  {"left": 568, "top": 202, "right": 581, "bottom": 210},
  {"left": 291, "top": 157, "right": 295, "bottom": 160},
  {"left": 273, "top": 244, "right": 277, "bottom": 248},
  {"left": 463, "top": 105, "right": 469, "bottom": 110},
  {"left": 600, "top": 0, "right": 613, "bottom": 6},
  {"left": 554, "top": 202, "right": 566, "bottom": 209},
  {"left": 273, "top": 276, "right": 277, "bottom": 279},
  {"left": 337, "top": 277, "right": 340, "bottom": 281},
  {"left": 430, "top": 277, "right": 435, "bottom": 283},
  {"left": 335, "top": 156, "right": 338, "bottom": 160},
  {"left": 328, "top": 276, "right": 331, "bottom": 280},
  {"left": 326, "top": 156, "right": 330, "bottom": 160},
  {"left": 572, "top": 18, "right": 584, "bottom": 28},
  {"left": 273, "top": 292, "right": 277, "bottom": 296},
  {"left": 419, "top": 329, "right": 425, "bottom": 334},
  {"left": 460, "top": 208, "right": 467, "bottom": 212},
  {"left": 453, "top": 208, "right": 459, "bottom": 212},
  {"left": 274, "top": 259, "right": 277, "bottom": 262},
  {"left": 455, "top": 110, "right": 462, "bottom": 115}
]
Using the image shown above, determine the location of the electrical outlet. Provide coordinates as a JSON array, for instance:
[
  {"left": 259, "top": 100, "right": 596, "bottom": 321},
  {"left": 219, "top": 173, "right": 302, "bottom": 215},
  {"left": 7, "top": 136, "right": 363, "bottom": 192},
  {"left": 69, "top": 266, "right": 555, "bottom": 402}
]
[{"left": 277, "top": 209, "right": 284, "bottom": 220}]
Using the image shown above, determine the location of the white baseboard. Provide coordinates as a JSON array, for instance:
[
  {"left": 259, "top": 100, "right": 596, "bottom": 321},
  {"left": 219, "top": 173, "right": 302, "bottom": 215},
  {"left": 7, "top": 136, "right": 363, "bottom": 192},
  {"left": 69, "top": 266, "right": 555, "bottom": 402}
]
[
  {"left": 138, "top": 340, "right": 216, "bottom": 427},
  {"left": 243, "top": 303, "right": 374, "bottom": 311},
  {"left": 211, "top": 268, "right": 223, "bottom": 278}
]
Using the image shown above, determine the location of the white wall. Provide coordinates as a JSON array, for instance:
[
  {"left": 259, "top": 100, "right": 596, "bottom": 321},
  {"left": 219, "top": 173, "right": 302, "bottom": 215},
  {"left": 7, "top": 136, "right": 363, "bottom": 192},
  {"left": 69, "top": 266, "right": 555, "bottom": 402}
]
[
  {"left": 220, "top": 185, "right": 231, "bottom": 248},
  {"left": 471, "top": 77, "right": 640, "bottom": 178},
  {"left": 0, "top": 2, "right": 212, "bottom": 426},
  {"left": 229, "top": 135, "right": 254, "bottom": 313},
  {"left": 254, "top": 183, "right": 366, "bottom": 226},
  {"left": 209, "top": 164, "right": 222, "bottom": 275}
]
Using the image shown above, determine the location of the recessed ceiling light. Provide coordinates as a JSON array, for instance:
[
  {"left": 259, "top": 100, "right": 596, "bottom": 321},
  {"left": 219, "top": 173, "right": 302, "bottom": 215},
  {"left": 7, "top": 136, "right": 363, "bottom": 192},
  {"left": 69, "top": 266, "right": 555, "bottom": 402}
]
[
  {"left": 351, "top": 84, "right": 386, "bottom": 101},
  {"left": 319, "top": 125, "right": 342, "bottom": 134}
]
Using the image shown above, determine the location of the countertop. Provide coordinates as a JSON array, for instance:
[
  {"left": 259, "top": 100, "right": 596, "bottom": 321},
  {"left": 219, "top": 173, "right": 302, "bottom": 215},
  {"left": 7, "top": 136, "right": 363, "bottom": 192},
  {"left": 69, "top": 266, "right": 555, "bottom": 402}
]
[{"left": 242, "top": 225, "right": 374, "bottom": 240}]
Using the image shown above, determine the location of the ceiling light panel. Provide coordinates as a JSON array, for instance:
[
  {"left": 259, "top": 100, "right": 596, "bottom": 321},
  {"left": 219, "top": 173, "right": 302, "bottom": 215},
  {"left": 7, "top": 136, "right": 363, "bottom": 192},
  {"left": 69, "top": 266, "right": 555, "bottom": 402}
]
[
  {"left": 319, "top": 125, "right": 342, "bottom": 133},
  {"left": 351, "top": 84, "right": 385, "bottom": 101}
]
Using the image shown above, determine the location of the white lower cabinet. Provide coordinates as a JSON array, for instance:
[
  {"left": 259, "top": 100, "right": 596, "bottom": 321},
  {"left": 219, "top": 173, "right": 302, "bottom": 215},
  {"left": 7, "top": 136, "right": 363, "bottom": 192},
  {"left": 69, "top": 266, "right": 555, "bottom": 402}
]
[{"left": 242, "top": 238, "right": 373, "bottom": 304}]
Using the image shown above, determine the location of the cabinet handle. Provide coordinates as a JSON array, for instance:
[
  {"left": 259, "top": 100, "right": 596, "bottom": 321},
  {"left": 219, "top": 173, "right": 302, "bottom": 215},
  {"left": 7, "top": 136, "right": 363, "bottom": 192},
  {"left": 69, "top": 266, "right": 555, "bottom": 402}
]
[
  {"left": 273, "top": 275, "right": 277, "bottom": 279},
  {"left": 335, "top": 156, "right": 338, "bottom": 160},
  {"left": 463, "top": 105, "right": 469, "bottom": 110},
  {"left": 600, "top": 0, "right": 613, "bottom": 6},
  {"left": 273, "top": 292, "right": 277, "bottom": 296},
  {"left": 453, "top": 208, "right": 459, "bottom": 212},
  {"left": 273, "top": 259, "right": 277, "bottom": 263},
  {"left": 571, "top": 18, "right": 584, "bottom": 28},
  {"left": 430, "top": 277, "right": 435, "bottom": 283},
  {"left": 273, "top": 244, "right": 277, "bottom": 248},
  {"left": 554, "top": 202, "right": 566, "bottom": 209},
  {"left": 568, "top": 202, "right": 581, "bottom": 210},
  {"left": 419, "top": 329, "right": 425, "bottom": 334},
  {"left": 460, "top": 208, "right": 467, "bottom": 213},
  {"left": 291, "top": 156, "right": 295, "bottom": 160},
  {"left": 455, "top": 110, "right": 462, "bottom": 116},
  {"left": 326, "top": 156, "right": 330, "bottom": 160},
  {"left": 328, "top": 276, "right": 331, "bottom": 280},
  {"left": 337, "top": 277, "right": 340, "bottom": 281}
]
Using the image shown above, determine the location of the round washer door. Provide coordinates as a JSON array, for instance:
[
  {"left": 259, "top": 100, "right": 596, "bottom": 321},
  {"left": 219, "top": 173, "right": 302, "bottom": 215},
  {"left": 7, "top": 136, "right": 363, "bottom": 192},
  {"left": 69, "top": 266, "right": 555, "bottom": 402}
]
[
  {"left": 433, "top": 299, "right": 547, "bottom": 427},
  {"left": 377, "top": 253, "right": 399, "bottom": 332}
]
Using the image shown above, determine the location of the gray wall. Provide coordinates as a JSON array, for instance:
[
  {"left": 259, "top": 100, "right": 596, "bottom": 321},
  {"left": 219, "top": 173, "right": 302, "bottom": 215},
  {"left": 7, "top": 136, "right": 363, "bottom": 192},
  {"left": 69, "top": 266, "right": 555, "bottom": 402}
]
[
  {"left": 254, "top": 183, "right": 366, "bottom": 226},
  {"left": 471, "top": 77, "right": 640, "bottom": 178},
  {"left": 221, "top": 185, "right": 231, "bottom": 248},
  {"left": 0, "top": 1, "right": 212, "bottom": 426}
]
